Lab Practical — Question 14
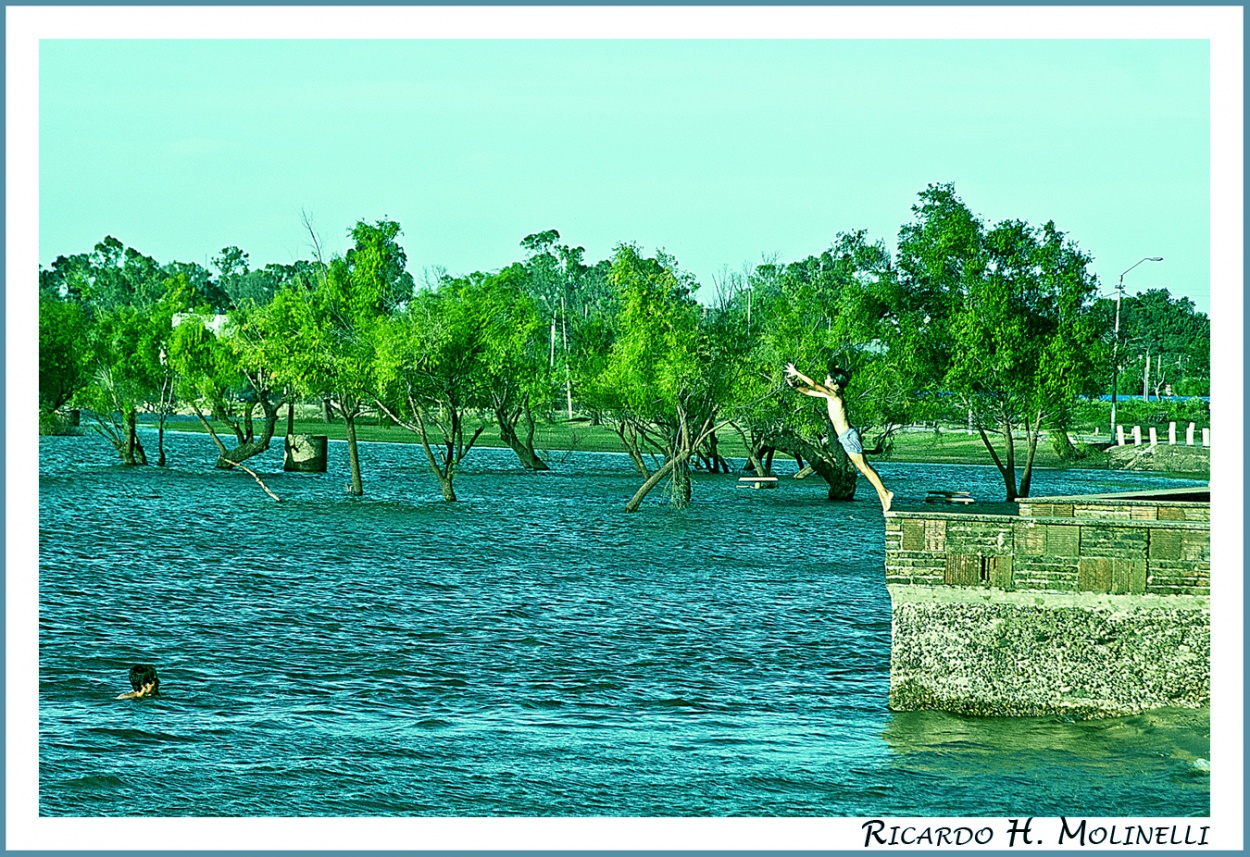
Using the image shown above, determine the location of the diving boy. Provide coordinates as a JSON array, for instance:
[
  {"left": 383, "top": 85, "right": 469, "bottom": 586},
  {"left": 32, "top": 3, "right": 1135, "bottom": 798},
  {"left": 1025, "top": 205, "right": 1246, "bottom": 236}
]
[{"left": 784, "top": 362, "right": 894, "bottom": 513}]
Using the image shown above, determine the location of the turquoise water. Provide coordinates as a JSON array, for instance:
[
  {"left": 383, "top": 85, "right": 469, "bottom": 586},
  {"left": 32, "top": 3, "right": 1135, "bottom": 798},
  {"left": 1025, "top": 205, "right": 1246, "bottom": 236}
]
[{"left": 38, "top": 431, "right": 1210, "bottom": 816}]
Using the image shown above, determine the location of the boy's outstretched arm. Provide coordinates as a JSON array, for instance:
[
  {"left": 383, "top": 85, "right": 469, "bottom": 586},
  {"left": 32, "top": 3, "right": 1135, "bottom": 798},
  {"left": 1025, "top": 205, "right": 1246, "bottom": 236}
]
[{"left": 784, "top": 362, "right": 817, "bottom": 386}]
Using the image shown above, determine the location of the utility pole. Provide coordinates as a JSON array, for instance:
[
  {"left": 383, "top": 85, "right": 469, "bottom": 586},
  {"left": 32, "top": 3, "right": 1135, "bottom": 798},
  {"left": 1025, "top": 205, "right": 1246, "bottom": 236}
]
[
  {"left": 1110, "top": 279, "right": 1123, "bottom": 434},
  {"left": 562, "top": 294, "right": 572, "bottom": 420},
  {"left": 1110, "top": 256, "right": 1163, "bottom": 436}
]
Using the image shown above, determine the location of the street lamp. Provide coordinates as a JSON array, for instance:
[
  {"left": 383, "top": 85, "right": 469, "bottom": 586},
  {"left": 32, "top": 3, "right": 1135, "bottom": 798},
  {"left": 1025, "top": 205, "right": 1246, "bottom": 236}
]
[{"left": 1110, "top": 256, "right": 1164, "bottom": 437}]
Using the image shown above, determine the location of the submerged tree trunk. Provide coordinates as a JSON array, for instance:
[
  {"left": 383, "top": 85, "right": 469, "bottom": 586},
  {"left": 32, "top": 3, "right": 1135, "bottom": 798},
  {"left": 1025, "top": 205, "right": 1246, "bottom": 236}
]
[
  {"left": 974, "top": 418, "right": 1018, "bottom": 502},
  {"left": 196, "top": 397, "right": 283, "bottom": 470},
  {"left": 344, "top": 412, "right": 364, "bottom": 496},
  {"left": 731, "top": 426, "right": 768, "bottom": 476},
  {"left": 702, "top": 431, "right": 731, "bottom": 474},
  {"left": 496, "top": 402, "right": 549, "bottom": 471},
  {"left": 433, "top": 463, "right": 457, "bottom": 502},
  {"left": 374, "top": 396, "right": 484, "bottom": 503},
  {"left": 1018, "top": 411, "right": 1045, "bottom": 499},
  {"left": 624, "top": 451, "right": 687, "bottom": 512},
  {"left": 215, "top": 405, "right": 282, "bottom": 469},
  {"left": 811, "top": 456, "right": 857, "bottom": 502},
  {"left": 670, "top": 455, "right": 692, "bottom": 508},
  {"left": 624, "top": 412, "right": 718, "bottom": 512},
  {"left": 612, "top": 421, "right": 649, "bottom": 477},
  {"left": 88, "top": 410, "right": 146, "bottom": 465},
  {"left": 773, "top": 434, "right": 856, "bottom": 501},
  {"left": 157, "top": 414, "right": 167, "bottom": 467},
  {"left": 122, "top": 410, "right": 148, "bottom": 466}
]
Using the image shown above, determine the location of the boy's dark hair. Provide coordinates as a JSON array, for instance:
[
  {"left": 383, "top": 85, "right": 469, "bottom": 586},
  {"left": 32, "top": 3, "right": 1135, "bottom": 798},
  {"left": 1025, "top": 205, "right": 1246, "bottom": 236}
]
[
  {"left": 129, "top": 664, "right": 160, "bottom": 692},
  {"left": 826, "top": 364, "right": 851, "bottom": 387}
]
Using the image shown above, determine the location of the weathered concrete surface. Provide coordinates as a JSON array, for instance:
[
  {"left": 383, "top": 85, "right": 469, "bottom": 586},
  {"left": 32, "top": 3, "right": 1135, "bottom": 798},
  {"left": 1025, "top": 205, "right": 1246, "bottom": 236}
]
[
  {"left": 284, "top": 434, "right": 329, "bottom": 473},
  {"left": 888, "top": 586, "right": 1210, "bottom": 717}
]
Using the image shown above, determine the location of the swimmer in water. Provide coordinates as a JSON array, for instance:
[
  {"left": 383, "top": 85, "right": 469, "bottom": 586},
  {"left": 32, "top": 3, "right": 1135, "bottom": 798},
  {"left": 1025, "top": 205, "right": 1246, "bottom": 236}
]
[{"left": 117, "top": 664, "right": 160, "bottom": 699}]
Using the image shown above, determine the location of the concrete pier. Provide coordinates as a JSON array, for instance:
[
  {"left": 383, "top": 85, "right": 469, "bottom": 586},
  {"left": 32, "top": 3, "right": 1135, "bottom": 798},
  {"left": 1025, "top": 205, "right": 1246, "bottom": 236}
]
[
  {"left": 883, "top": 488, "right": 1210, "bottom": 718},
  {"left": 284, "top": 434, "right": 329, "bottom": 472}
]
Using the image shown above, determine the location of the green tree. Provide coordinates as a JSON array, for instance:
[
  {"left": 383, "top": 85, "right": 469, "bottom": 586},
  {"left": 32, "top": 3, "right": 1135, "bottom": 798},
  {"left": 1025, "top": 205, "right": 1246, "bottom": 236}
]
[
  {"left": 79, "top": 298, "right": 175, "bottom": 466},
  {"left": 373, "top": 279, "right": 499, "bottom": 501},
  {"left": 727, "top": 234, "right": 912, "bottom": 502},
  {"left": 57, "top": 237, "right": 183, "bottom": 465},
  {"left": 478, "top": 266, "right": 554, "bottom": 470},
  {"left": 897, "top": 185, "right": 1106, "bottom": 500},
  {"left": 587, "top": 244, "right": 728, "bottom": 511},
  {"left": 520, "top": 229, "right": 595, "bottom": 419},
  {"left": 79, "top": 237, "right": 167, "bottom": 312},
  {"left": 39, "top": 286, "right": 90, "bottom": 428},
  {"left": 260, "top": 220, "right": 412, "bottom": 496},
  {"left": 166, "top": 299, "right": 288, "bottom": 469}
]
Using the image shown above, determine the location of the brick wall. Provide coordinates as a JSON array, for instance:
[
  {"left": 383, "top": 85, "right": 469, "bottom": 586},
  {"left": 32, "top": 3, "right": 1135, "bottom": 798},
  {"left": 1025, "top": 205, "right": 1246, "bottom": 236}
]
[{"left": 885, "top": 509, "right": 1209, "bottom": 596}]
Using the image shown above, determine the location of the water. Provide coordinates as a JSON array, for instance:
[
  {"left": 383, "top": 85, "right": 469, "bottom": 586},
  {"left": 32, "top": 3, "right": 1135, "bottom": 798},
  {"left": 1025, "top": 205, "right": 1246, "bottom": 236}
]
[{"left": 38, "top": 431, "right": 1210, "bottom": 817}]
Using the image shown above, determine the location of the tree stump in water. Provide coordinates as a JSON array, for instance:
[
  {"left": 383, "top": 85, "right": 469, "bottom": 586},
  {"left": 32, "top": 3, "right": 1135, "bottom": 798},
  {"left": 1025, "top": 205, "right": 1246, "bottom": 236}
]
[{"left": 284, "top": 434, "right": 328, "bottom": 472}]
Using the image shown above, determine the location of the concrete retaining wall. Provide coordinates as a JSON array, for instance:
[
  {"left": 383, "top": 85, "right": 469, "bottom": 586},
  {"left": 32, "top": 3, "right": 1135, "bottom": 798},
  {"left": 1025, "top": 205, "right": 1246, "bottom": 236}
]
[{"left": 883, "top": 489, "right": 1210, "bottom": 717}]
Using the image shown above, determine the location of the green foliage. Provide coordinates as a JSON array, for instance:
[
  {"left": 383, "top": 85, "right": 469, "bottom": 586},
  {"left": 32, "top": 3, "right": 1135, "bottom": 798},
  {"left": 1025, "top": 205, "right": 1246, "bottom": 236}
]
[
  {"left": 475, "top": 266, "right": 552, "bottom": 406},
  {"left": 378, "top": 279, "right": 495, "bottom": 414},
  {"left": 373, "top": 272, "right": 524, "bottom": 497},
  {"left": 517, "top": 228, "right": 608, "bottom": 417},
  {"left": 584, "top": 243, "right": 733, "bottom": 507},
  {"left": 261, "top": 220, "right": 413, "bottom": 408},
  {"left": 1093, "top": 287, "right": 1210, "bottom": 397},
  {"left": 599, "top": 243, "right": 705, "bottom": 421},
  {"left": 39, "top": 289, "right": 90, "bottom": 414},
  {"left": 79, "top": 301, "right": 171, "bottom": 421}
]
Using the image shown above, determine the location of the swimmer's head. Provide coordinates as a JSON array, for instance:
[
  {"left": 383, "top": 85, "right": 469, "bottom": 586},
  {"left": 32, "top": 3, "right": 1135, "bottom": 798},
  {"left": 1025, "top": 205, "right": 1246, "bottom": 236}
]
[{"left": 129, "top": 664, "right": 160, "bottom": 694}]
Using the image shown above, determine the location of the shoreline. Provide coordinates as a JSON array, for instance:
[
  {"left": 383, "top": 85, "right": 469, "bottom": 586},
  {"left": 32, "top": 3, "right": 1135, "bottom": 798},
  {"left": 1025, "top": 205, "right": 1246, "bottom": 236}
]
[{"left": 89, "top": 423, "right": 1208, "bottom": 479}]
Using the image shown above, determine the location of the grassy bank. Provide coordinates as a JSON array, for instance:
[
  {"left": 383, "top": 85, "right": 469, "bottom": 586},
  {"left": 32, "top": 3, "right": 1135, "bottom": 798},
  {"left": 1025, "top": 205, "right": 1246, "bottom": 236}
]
[{"left": 158, "top": 416, "right": 1126, "bottom": 472}]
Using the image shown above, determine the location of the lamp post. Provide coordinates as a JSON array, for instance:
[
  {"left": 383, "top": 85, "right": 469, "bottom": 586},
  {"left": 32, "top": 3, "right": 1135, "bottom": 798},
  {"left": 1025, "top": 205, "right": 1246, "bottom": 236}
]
[{"left": 1110, "top": 256, "right": 1163, "bottom": 437}]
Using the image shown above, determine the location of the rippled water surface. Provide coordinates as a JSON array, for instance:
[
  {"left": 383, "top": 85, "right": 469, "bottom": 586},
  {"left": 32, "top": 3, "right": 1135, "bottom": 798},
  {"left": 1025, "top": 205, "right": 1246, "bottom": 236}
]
[{"left": 38, "top": 430, "right": 1210, "bottom": 816}]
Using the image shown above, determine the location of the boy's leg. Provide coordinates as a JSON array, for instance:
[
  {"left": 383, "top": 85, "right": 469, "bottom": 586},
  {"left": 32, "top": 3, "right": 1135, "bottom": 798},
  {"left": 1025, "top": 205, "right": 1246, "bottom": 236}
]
[{"left": 848, "top": 452, "right": 894, "bottom": 512}]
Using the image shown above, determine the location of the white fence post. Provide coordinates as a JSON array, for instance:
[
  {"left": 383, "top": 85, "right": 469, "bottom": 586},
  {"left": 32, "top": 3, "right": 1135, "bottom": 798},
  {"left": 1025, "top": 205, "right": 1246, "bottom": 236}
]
[
  {"left": 1202, "top": 428, "right": 1210, "bottom": 447},
  {"left": 1117, "top": 425, "right": 1126, "bottom": 446},
  {"left": 1168, "top": 422, "right": 1176, "bottom": 445},
  {"left": 1187, "top": 422, "right": 1195, "bottom": 445},
  {"left": 1132, "top": 426, "right": 1142, "bottom": 446},
  {"left": 1149, "top": 426, "right": 1158, "bottom": 446}
]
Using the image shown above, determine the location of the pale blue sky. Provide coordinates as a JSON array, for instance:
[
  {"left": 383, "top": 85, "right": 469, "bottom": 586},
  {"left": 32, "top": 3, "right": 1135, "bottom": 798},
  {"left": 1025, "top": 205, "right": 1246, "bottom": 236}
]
[{"left": 40, "top": 38, "right": 1210, "bottom": 311}]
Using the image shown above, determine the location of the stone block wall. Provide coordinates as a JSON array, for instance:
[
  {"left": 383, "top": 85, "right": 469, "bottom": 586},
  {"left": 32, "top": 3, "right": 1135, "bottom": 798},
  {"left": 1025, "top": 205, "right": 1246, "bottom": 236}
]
[{"left": 884, "top": 511, "right": 1209, "bottom": 596}]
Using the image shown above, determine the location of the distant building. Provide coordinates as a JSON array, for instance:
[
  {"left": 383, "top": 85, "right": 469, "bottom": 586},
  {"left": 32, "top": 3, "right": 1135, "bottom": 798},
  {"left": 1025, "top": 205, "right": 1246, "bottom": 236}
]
[{"left": 172, "top": 312, "right": 230, "bottom": 336}]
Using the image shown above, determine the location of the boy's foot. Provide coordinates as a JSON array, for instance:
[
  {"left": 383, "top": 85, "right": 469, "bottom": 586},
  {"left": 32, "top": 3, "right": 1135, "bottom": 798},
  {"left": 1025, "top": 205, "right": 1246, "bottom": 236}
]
[{"left": 881, "top": 490, "right": 895, "bottom": 513}]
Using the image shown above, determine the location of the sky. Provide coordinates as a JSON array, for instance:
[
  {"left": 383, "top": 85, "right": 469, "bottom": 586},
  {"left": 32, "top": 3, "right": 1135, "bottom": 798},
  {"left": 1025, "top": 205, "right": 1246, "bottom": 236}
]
[{"left": 39, "top": 35, "right": 1212, "bottom": 312}]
